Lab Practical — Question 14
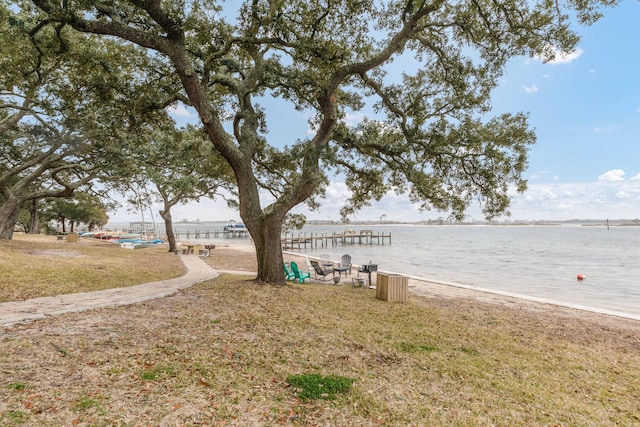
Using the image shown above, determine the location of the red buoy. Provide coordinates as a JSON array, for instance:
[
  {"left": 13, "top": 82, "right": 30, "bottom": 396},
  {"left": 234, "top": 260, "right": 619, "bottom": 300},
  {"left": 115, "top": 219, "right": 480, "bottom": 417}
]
[{"left": 577, "top": 274, "right": 585, "bottom": 280}]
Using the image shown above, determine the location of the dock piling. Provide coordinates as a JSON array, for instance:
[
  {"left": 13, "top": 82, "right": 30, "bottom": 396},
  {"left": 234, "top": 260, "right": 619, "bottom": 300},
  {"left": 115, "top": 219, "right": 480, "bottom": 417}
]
[{"left": 281, "top": 230, "right": 391, "bottom": 250}]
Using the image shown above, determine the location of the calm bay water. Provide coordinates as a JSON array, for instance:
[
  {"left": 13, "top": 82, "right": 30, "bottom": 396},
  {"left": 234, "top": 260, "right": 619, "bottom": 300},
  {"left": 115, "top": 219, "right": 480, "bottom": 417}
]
[
  {"left": 107, "top": 221, "right": 640, "bottom": 318},
  {"left": 289, "top": 224, "right": 640, "bottom": 318}
]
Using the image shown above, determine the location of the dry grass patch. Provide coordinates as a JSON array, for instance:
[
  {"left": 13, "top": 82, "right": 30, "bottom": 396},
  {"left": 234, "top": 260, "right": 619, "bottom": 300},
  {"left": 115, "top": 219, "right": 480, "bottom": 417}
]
[
  {"left": 1, "top": 275, "right": 639, "bottom": 426},
  {"left": 0, "top": 234, "right": 184, "bottom": 302}
]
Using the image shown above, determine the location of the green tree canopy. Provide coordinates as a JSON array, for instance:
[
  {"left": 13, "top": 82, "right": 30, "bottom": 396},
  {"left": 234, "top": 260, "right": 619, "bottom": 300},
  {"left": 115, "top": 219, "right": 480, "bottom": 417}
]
[
  {"left": 41, "top": 192, "right": 109, "bottom": 233},
  {"left": 26, "top": 0, "right": 616, "bottom": 282},
  {"left": 121, "top": 124, "right": 235, "bottom": 251},
  {"left": 0, "top": 2, "right": 179, "bottom": 239}
]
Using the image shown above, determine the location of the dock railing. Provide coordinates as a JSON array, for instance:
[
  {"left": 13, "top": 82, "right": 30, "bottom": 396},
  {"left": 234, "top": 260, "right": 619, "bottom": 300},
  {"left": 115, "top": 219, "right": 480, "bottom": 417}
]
[
  {"left": 172, "top": 229, "right": 248, "bottom": 239},
  {"left": 281, "top": 230, "right": 391, "bottom": 250},
  {"left": 169, "top": 227, "right": 391, "bottom": 248}
]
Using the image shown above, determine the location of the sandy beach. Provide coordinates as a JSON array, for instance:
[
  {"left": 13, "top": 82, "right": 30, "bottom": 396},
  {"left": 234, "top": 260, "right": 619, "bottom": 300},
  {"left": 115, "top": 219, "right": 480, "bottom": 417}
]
[{"left": 277, "top": 248, "right": 640, "bottom": 328}]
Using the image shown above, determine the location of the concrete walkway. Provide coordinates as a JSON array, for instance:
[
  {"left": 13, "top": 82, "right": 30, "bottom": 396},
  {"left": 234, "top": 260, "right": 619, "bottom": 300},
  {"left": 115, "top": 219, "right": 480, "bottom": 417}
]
[{"left": 0, "top": 255, "right": 222, "bottom": 327}]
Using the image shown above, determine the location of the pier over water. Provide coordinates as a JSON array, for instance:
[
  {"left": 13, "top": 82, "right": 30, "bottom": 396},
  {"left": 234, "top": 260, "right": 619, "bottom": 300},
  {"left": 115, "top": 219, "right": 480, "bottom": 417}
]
[
  {"left": 282, "top": 229, "right": 391, "bottom": 250},
  {"left": 172, "top": 229, "right": 248, "bottom": 239},
  {"left": 168, "top": 226, "right": 391, "bottom": 249}
]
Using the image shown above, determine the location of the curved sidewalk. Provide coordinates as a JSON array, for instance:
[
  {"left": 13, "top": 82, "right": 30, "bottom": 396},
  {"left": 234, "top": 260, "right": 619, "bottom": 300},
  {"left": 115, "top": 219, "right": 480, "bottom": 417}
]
[{"left": 0, "top": 255, "right": 220, "bottom": 327}]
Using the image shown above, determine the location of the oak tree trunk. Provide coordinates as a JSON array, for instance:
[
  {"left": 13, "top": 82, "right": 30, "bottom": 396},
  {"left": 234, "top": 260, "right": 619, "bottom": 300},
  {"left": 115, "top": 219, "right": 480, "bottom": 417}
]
[
  {"left": 159, "top": 208, "right": 178, "bottom": 253},
  {"left": 29, "top": 202, "right": 39, "bottom": 234},
  {"left": 29, "top": 211, "right": 40, "bottom": 234},
  {"left": 0, "top": 199, "right": 21, "bottom": 240},
  {"left": 244, "top": 213, "right": 286, "bottom": 284}
]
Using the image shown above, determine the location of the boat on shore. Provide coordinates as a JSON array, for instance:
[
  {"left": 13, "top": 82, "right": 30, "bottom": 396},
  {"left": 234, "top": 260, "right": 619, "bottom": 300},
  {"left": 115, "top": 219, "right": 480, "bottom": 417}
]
[
  {"left": 119, "top": 239, "right": 165, "bottom": 249},
  {"left": 80, "top": 231, "right": 164, "bottom": 248},
  {"left": 92, "top": 232, "right": 143, "bottom": 241}
]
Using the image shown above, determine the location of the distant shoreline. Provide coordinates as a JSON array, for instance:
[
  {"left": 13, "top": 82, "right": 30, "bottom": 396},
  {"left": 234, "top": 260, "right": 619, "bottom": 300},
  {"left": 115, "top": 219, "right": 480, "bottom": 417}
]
[{"left": 106, "top": 219, "right": 640, "bottom": 228}]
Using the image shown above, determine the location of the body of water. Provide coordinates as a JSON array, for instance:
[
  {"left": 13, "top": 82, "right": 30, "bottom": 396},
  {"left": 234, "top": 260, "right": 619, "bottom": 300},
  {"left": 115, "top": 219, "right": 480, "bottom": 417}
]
[
  {"left": 287, "top": 224, "right": 640, "bottom": 319},
  {"left": 107, "top": 221, "right": 640, "bottom": 318}
]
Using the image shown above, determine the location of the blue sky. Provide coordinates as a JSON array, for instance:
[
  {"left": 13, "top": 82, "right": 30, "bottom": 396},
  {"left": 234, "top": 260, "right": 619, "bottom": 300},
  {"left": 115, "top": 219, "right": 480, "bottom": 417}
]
[{"left": 109, "top": 2, "right": 640, "bottom": 224}]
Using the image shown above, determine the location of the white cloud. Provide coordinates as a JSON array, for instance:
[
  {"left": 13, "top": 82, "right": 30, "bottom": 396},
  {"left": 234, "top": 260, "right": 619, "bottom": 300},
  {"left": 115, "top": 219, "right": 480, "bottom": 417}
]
[
  {"left": 598, "top": 169, "right": 625, "bottom": 181},
  {"left": 506, "top": 179, "right": 640, "bottom": 220},
  {"left": 528, "top": 170, "right": 556, "bottom": 181},
  {"left": 324, "top": 181, "right": 351, "bottom": 198},
  {"left": 308, "top": 177, "right": 640, "bottom": 222},
  {"left": 107, "top": 196, "right": 240, "bottom": 225},
  {"left": 344, "top": 112, "right": 366, "bottom": 127},
  {"left": 106, "top": 174, "right": 640, "bottom": 226},
  {"left": 631, "top": 173, "right": 640, "bottom": 180},
  {"left": 535, "top": 46, "right": 584, "bottom": 65},
  {"left": 167, "top": 103, "right": 192, "bottom": 117},
  {"left": 542, "top": 189, "right": 558, "bottom": 200},
  {"left": 522, "top": 85, "right": 539, "bottom": 93},
  {"left": 616, "top": 191, "right": 631, "bottom": 199}
]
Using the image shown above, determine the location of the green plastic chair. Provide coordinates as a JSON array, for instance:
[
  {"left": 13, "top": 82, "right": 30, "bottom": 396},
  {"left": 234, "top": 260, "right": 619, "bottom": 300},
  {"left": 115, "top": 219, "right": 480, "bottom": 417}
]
[
  {"left": 284, "top": 262, "right": 296, "bottom": 281},
  {"left": 290, "top": 261, "right": 312, "bottom": 283}
]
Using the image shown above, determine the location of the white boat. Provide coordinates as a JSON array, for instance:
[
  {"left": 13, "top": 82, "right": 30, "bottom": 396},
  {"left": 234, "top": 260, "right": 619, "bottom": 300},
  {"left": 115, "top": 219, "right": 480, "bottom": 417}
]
[{"left": 223, "top": 220, "right": 246, "bottom": 232}]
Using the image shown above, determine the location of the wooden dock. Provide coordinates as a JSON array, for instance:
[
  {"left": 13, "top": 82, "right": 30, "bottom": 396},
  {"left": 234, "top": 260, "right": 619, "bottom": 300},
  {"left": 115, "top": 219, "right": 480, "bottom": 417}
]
[
  {"left": 172, "top": 229, "right": 249, "bottom": 239},
  {"left": 170, "top": 228, "right": 390, "bottom": 249},
  {"left": 282, "top": 229, "right": 391, "bottom": 250}
]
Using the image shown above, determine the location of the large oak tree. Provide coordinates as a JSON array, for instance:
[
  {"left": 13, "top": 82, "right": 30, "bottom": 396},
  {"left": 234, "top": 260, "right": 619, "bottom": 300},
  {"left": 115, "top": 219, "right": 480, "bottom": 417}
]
[
  {"left": 27, "top": 0, "right": 615, "bottom": 282},
  {"left": 0, "top": 121, "right": 104, "bottom": 239},
  {"left": 1, "top": 3, "right": 180, "bottom": 239}
]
